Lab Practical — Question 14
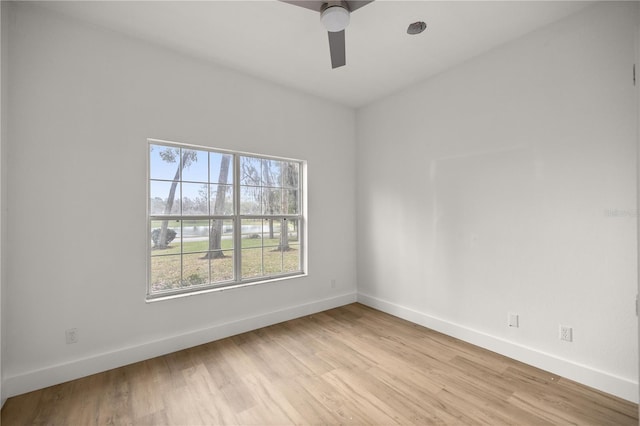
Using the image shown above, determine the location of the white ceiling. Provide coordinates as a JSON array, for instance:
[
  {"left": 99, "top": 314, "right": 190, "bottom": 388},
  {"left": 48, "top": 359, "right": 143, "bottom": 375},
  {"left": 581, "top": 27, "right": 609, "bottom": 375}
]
[{"left": 37, "top": 0, "right": 594, "bottom": 108}]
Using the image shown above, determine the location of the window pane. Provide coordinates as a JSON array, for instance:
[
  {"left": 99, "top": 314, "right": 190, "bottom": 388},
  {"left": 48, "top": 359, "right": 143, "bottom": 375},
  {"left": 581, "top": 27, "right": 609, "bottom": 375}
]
[
  {"left": 150, "top": 180, "right": 180, "bottom": 215},
  {"left": 282, "top": 162, "right": 299, "bottom": 188},
  {"left": 285, "top": 219, "right": 300, "bottom": 243},
  {"left": 181, "top": 149, "right": 209, "bottom": 183},
  {"left": 263, "top": 188, "right": 283, "bottom": 215},
  {"left": 207, "top": 219, "right": 234, "bottom": 283},
  {"left": 261, "top": 219, "right": 281, "bottom": 248},
  {"left": 151, "top": 255, "right": 181, "bottom": 293},
  {"left": 283, "top": 244, "right": 301, "bottom": 273},
  {"left": 241, "top": 219, "right": 264, "bottom": 241},
  {"left": 264, "top": 249, "right": 283, "bottom": 275},
  {"left": 241, "top": 218, "right": 263, "bottom": 278},
  {"left": 150, "top": 145, "right": 181, "bottom": 181},
  {"left": 182, "top": 183, "right": 209, "bottom": 215},
  {"left": 240, "top": 156, "right": 262, "bottom": 186},
  {"left": 263, "top": 159, "right": 281, "bottom": 186},
  {"left": 219, "top": 219, "right": 234, "bottom": 249},
  {"left": 182, "top": 253, "right": 210, "bottom": 287},
  {"left": 240, "top": 186, "right": 261, "bottom": 215},
  {"left": 206, "top": 219, "right": 234, "bottom": 253},
  {"left": 150, "top": 220, "right": 181, "bottom": 253},
  {"left": 181, "top": 219, "right": 209, "bottom": 253},
  {"left": 282, "top": 218, "right": 301, "bottom": 273},
  {"left": 242, "top": 248, "right": 262, "bottom": 279},
  {"left": 284, "top": 189, "right": 299, "bottom": 214},
  {"left": 210, "top": 153, "right": 233, "bottom": 184},
  {"left": 210, "top": 184, "right": 233, "bottom": 215},
  {"left": 211, "top": 250, "right": 234, "bottom": 283}
]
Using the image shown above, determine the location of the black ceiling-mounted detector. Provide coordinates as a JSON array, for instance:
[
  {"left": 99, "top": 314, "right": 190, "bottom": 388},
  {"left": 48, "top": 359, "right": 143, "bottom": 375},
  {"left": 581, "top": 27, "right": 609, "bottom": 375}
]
[{"left": 407, "top": 21, "right": 427, "bottom": 35}]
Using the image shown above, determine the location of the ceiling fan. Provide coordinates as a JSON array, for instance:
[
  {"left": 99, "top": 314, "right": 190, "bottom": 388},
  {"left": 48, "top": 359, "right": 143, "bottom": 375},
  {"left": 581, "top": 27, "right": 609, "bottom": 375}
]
[{"left": 280, "top": 0, "right": 374, "bottom": 69}]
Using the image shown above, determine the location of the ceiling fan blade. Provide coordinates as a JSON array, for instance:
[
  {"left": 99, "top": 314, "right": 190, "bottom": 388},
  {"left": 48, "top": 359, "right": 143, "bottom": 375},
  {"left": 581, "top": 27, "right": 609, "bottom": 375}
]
[
  {"left": 344, "top": 0, "right": 374, "bottom": 12},
  {"left": 279, "top": 0, "right": 325, "bottom": 12},
  {"left": 328, "top": 30, "right": 346, "bottom": 69}
]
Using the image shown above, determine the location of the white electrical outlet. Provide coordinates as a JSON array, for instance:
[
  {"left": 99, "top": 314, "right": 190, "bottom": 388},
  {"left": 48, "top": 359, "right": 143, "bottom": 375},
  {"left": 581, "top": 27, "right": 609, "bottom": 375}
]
[
  {"left": 65, "top": 328, "right": 79, "bottom": 344},
  {"left": 508, "top": 313, "right": 519, "bottom": 328},
  {"left": 559, "top": 325, "right": 572, "bottom": 342},
  {"left": 331, "top": 279, "right": 336, "bottom": 289}
]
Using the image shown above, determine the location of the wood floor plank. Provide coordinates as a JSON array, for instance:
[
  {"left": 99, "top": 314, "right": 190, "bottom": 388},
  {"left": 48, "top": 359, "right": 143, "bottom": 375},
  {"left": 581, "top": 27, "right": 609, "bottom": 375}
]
[
  {"left": 273, "top": 376, "right": 343, "bottom": 425},
  {"left": 95, "top": 368, "right": 133, "bottom": 425},
  {"left": 126, "top": 361, "right": 166, "bottom": 420},
  {"left": 554, "top": 377, "right": 638, "bottom": 423},
  {"left": 322, "top": 368, "right": 408, "bottom": 424},
  {"left": 2, "top": 303, "right": 637, "bottom": 425},
  {"left": 243, "top": 374, "right": 307, "bottom": 425},
  {"left": 366, "top": 364, "right": 472, "bottom": 424}
]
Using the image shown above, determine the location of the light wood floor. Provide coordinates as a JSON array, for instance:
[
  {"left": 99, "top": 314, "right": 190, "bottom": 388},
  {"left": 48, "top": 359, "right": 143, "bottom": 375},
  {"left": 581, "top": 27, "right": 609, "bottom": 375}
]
[{"left": 2, "top": 303, "right": 637, "bottom": 425}]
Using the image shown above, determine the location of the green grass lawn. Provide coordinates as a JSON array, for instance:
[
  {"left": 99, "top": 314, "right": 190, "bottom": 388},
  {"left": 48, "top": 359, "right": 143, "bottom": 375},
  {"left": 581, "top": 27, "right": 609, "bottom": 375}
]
[{"left": 150, "top": 237, "right": 301, "bottom": 293}]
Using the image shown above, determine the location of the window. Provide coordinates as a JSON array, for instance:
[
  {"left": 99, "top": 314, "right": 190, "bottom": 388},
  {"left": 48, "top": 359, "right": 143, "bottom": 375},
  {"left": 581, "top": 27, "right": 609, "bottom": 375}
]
[{"left": 148, "top": 140, "right": 305, "bottom": 299}]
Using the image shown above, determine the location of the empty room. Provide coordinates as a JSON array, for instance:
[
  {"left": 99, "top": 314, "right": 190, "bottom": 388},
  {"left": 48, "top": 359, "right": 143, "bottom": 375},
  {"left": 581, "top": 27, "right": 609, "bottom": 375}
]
[{"left": 1, "top": 0, "right": 639, "bottom": 424}]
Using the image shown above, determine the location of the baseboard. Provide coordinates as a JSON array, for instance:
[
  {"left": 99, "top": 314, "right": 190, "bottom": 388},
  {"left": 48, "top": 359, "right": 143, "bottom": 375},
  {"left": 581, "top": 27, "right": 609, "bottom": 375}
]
[
  {"left": 3, "top": 292, "right": 357, "bottom": 399},
  {"left": 357, "top": 292, "right": 639, "bottom": 403}
]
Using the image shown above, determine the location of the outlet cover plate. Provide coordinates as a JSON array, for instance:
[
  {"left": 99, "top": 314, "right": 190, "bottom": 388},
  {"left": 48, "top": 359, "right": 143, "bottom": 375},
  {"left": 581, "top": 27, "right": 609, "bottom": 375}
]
[
  {"left": 65, "top": 328, "right": 79, "bottom": 344},
  {"left": 560, "top": 325, "right": 572, "bottom": 342},
  {"left": 508, "top": 313, "right": 519, "bottom": 328}
]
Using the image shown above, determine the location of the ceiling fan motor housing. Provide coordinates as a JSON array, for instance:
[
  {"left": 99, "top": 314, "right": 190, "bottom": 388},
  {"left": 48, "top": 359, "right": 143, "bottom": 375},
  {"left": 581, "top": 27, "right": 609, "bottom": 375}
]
[{"left": 321, "top": 1, "right": 351, "bottom": 32}]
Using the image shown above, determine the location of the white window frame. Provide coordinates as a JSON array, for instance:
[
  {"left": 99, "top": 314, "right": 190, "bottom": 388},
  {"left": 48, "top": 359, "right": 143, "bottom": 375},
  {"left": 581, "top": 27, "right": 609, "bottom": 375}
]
[{"left": 147, "top": 139, "right": 306, "bottom": 301}]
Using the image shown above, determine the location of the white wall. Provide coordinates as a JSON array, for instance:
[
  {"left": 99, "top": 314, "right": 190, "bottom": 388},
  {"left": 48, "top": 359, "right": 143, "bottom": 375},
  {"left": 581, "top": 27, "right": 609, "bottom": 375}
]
[
  {"left": 0, "top": 0, "right": 5, "bottom": 408},
  {"left": 3, "top": 2, "right": 357, "bottom": 398},
  {"left": 636, "top": 3, "right": 640, "bottom": 417},
  {"left": 357, "top": 1, "right": 639, "bottom": 402}
]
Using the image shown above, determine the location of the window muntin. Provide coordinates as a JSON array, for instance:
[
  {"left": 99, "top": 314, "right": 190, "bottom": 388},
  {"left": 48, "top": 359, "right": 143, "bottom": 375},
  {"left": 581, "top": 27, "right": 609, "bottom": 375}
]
[{"left": 148, "top": 141, "right": 304, "bottom": 299}]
